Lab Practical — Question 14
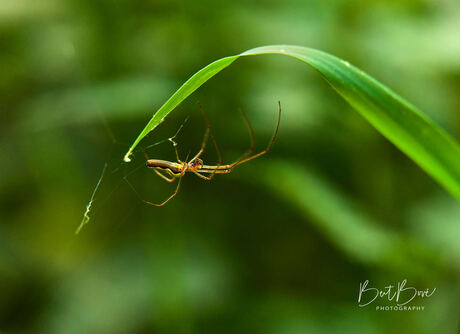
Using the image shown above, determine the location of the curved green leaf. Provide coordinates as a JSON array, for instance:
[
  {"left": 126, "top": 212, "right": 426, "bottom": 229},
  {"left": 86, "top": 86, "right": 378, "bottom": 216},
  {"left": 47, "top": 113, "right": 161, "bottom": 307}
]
[{"left": 124, "top": 45, "right": 460, "bottom": 201}]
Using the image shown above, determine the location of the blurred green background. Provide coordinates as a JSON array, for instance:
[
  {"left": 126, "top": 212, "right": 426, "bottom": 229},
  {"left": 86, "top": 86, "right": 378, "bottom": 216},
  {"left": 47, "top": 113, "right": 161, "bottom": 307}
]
[{"left": 1, "top": 0, "right": 459, "bottom": 333}]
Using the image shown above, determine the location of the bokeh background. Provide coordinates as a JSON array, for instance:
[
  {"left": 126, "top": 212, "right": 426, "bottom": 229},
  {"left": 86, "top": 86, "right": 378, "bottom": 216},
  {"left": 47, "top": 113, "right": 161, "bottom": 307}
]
[{"left": 1, "top": 0, "right": 460, "bottom": 333}]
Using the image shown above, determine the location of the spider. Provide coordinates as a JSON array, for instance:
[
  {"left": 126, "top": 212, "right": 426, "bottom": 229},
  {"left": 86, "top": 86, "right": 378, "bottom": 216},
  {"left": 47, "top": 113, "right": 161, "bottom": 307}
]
[{"left": 143, "top": 101, "right": 281, "bottom": 206}]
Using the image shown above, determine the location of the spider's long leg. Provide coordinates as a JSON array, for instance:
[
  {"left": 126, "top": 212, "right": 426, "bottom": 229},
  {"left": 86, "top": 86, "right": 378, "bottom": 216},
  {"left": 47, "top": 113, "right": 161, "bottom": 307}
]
[
  {"left": 154, "top": 168, "right": 176, "bottom": 183},
  {"left": 190, "top": 168, "right": 229, "bottom": 181},
  {"left": 142, "top": 174, "right": 183, "bottom": 207},
  {"left": 228, "top": 101, "right": 281, "bottom": 170},
  {"left": 189, "top": 104, "right": 223, "bottom": 181},
  {"left": 194, "top": 135, "right": 223, "bottom": 181},
  {"left": 191, "top": 102, "right": 211, "bottom": 162},
  {"left": 226, "top": 107, "right": 256, "bottom": 169},
  {"left": 191, "top": 170, "right": 212, "bottom": 180},
  {"left": 168, "top": 138, "right": 182, "bottom": 163},
  {"left": 205, "top": 135, "right": 223, "bottom": 181}
]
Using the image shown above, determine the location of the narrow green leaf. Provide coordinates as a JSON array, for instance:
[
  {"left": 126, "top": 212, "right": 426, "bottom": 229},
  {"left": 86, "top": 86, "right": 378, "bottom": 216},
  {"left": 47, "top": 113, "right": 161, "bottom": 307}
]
[{"left": 124, "top": 45, "right": 460, "bottom": 201}]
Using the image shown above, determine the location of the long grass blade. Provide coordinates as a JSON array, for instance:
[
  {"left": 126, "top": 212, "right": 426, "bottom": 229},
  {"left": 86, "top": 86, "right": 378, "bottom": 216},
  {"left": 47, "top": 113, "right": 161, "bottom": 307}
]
[{"left": 123, "top": 45, "right": 460, "bottom": 201}]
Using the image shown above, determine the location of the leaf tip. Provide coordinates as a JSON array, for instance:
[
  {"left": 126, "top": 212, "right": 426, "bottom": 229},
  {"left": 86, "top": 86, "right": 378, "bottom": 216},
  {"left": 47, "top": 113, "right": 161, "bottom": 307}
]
[{"left": 124, "top": 152, "right": 132, "bottom": 162}]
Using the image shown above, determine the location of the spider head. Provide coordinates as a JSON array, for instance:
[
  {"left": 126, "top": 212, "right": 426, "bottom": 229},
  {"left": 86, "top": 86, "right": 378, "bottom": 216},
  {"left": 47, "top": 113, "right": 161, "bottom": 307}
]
[{"left": 189, "top": 158, "right": 203, "bottom": 170}]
